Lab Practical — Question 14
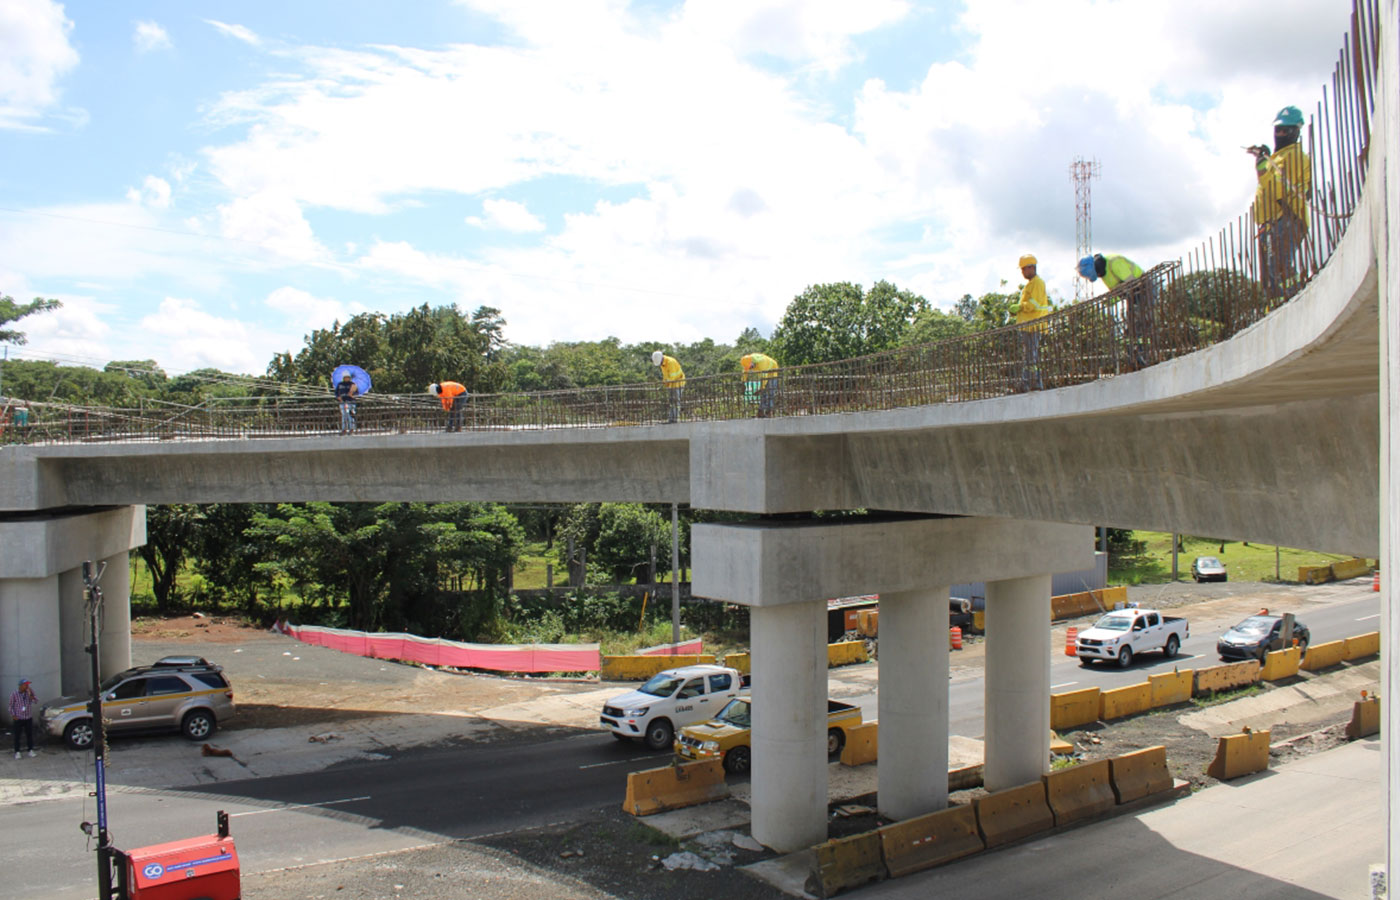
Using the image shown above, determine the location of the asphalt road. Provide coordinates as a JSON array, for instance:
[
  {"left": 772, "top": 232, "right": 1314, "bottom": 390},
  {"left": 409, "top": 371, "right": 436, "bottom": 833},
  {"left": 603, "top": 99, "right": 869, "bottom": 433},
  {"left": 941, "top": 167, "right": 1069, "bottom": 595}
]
[{"left": 5, "top": 588, "right": 1380, "bottom": 899}]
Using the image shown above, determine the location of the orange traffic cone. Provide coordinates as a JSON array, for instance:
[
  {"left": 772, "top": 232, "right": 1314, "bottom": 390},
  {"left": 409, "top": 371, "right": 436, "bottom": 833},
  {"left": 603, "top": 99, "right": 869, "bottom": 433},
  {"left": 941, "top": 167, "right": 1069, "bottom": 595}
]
[
  {"left": 1374, "top": 570, "right": 1381, "bottom": 592},
  {"left": 950, "top": 626, "right": 963, "bottom": 650},
  {"left": 1065, "top": 626, "right": 1079, "bottom": 657}
]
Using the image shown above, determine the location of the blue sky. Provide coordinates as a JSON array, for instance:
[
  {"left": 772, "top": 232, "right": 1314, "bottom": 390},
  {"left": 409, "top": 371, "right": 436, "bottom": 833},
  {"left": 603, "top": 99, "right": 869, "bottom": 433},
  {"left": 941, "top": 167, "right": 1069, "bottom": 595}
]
[{"left": 1, "top": 0, "right": 1353, "bottom": 376}]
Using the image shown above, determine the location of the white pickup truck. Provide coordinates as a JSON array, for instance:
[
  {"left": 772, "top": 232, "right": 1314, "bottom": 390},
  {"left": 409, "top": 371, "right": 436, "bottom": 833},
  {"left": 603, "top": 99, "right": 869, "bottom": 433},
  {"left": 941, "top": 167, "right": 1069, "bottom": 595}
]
[
  {"left": 599, "top": 664, "right": 744, "bottom": 750},
  {"left": 1075, "top": 608, "right": 1189, "bottom": 668}
]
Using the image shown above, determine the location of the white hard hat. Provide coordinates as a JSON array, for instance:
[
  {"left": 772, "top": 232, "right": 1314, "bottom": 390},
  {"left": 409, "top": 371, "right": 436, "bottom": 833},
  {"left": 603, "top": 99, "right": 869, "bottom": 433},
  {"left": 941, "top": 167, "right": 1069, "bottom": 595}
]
[
  {"left": 428, "top": 383, "right": 440, "bottom": 395},
  {"left": 652, "top": 350, "right": 663, "bottom": 366}
]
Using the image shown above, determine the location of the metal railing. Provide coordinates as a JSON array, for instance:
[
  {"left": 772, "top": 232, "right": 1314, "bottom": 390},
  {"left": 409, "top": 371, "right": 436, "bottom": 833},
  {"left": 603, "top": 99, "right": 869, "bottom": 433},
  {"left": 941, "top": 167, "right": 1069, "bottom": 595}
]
[{"left": 0, "top": 0, "right": 1382, "bottom": 447}]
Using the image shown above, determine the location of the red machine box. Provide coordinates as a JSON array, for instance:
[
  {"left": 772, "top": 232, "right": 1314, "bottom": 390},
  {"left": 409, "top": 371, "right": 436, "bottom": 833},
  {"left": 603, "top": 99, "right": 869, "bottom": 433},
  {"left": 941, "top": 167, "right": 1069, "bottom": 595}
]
[{"left": 124, "top": 830, "right": 240, "bottom": 900}]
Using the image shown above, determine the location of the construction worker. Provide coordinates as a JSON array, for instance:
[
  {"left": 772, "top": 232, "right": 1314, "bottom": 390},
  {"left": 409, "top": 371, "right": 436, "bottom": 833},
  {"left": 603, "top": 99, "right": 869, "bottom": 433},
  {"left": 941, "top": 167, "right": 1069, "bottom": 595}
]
[
  {"left": 334, "top": 372, "right": 359, "bottom": 434},
  {"left": 1078, "top": 252, "right": 1150, "bottom": 370},
  {"left": 429, "top": 381, "right": 468, "bottom": 432},
  {"left": 1250, "top": 105, "right": 1313, "bottom": 302},
  {"left": 739, "top": 352, "right": 779, "bottom": 417},
  {"left": 1014, "top": 254, "right": 1050, "bottom": 391},
  {"left": 652, "top": 350, "right": 685, "bottom": 423}
]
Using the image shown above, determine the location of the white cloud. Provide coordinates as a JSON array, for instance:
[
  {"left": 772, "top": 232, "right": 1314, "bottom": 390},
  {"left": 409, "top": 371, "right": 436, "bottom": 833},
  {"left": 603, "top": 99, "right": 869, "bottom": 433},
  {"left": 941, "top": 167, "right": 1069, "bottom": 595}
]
[
  {"left": 125, "top": 175, "right": 172, "bottom": 209},
  {"left": 217, "top": 192, "right": 328, "bottom": 262},
  {"left": 467, "top": 198, "right": 546, "bottom": 233},
  {"left": 205, "top": 19, "right": 261, "bottom": 46},
  {"left": 133, "top": 20, "right": 172, "bottom": 54},
  {"left": 265, "top": 285, "right": 357, "bottom": 332},
  {"left": 0, "top": 0, "right": 80, "bottom": 130},
  {"left": 136, "top": 297, "right": 267, "bottom": 373}
]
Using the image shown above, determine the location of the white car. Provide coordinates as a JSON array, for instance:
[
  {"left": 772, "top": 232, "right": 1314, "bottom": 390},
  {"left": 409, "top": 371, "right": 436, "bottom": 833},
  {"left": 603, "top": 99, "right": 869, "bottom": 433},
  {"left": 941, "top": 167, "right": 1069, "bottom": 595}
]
[
  {"left": 1076, "top": 608, "right": 1190, "bottom": 668},
  {"left": 599, "top": 664, "right": 742, "bottom": 750}
]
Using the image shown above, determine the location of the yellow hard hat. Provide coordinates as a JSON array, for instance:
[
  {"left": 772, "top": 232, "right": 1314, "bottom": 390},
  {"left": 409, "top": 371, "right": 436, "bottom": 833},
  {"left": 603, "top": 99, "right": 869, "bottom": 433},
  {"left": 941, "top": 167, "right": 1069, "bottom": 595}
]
[{"left": 1018, "top": 254, "right": 1037, "bottom": 267}]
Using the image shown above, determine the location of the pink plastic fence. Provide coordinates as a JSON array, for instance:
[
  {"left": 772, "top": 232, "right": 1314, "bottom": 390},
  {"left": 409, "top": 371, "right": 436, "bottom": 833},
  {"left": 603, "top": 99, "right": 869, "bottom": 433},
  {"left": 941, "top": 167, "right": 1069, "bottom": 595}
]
[
  {"left": 638, "top": 639, "right": 704, "bottom": 656},
  {"left": 275, "top": 621, "right": 601, "bottom": 673}
]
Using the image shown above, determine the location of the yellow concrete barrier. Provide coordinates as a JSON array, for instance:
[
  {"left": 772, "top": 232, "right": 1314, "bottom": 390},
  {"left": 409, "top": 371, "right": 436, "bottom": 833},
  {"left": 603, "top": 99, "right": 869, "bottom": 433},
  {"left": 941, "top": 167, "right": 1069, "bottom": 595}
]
[
  {"left": 841, "top": 722, "right": 879, "bottom": 767},
  {"left": 601, "top": 654, "right": 716, "bottom": 681},
  {"left": 623, "top": 759, "right": 729, "bottom": 815},
  {"left": 1050, "top": 687, "right": 1101, "bottom": 731},
  {"left": 1343, "top": 631, "right": 1380, "bottom": 661},
  {"left": 1298, "top": 564, "right": 1333, "bottom": 585},
  {"left": 974, "top": 781, "right": 1054, "bottom": 848},
  {"left": 857, "top": 609, "right": 880, "bottom": 636},
  {"left": 1331, "top": 557, "right": 1371, "bottom": 580},
  {"left": 1099, "top": 682, "right": 1152, "bottom": 721},
  {"left": 723, "top": 652, "right": 750, "bottom": 675},
  {"left": 828, "top": 640, "right": 869, "bottom": 667},
  {"left": 813, "top": 831, "right": 885, "bottom": 896},
  {"left": 1041, "top": 759, "right": 1115, "bottom": 826},
  {"left": 1049, "top": 585, "right": 1127, "bottom": 621},
  {"left": 1108, "top": 746, "right": 1172, "bottom": 803},
  {"left": 1193, "top": 661, "right": 1260, "bottom": 695},
  {"left": 1260, "top": 646, "right": 1301, "bottom": 681},
  {"left": 879, "top": 805, "right": 984, "bottom": 877},
  {"left": 1346, "top": 696, "right": 1380, "bottom": 739},
  {"left": 1205, "top": 728, "right": 1271, "bottom": 780},
  {"left": 1148, "top": 670, "right": 1193, "bottom": 707},
  {"left": 1300, "top": 639, "right": 1347, "bottom": 671}
]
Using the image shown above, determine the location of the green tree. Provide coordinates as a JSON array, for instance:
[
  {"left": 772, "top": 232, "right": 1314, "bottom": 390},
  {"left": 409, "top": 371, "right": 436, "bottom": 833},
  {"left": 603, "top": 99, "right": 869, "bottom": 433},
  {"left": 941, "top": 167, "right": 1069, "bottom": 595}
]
[
  {"left": 592, "top": 503, "right": 672, "bottom": 583},
  {"left": 139, "top": 505, "right": 202, "bottom": 613},
  {"left": 0, "top": 292, "right": 61, "bottom": 345},
  {"left": 770, "top": 280, "right": 928, "bottom": 365},
  {"left": 902, "top": 308, "right": 977, "bottom": 346},
  {"left": 191, "top": 504, "right": 279, "bottom": 614}
]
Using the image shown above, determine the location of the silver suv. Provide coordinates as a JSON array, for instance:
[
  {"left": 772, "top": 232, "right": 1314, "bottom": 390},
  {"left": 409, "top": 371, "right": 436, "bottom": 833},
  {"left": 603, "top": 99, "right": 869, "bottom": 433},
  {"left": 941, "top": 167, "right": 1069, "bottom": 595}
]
[{"left": 41, "top": 656, "right": 236, "bottom": 750}]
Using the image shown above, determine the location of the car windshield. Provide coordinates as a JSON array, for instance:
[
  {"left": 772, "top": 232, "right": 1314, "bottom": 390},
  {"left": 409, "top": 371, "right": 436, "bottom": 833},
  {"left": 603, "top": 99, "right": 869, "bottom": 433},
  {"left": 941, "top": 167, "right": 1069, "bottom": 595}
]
[
  {"left": 1233, "top": 616, "right": 1273, "bottom": 634},
  {"left": 637, "top": 674, "right": 684, "bottom": 698},
  {"left": 1197, "top": 557, "right": 1222, "bottom": 568},
  {"left": 716, "top": 699, "right": 751, "bottom": 728},
  {"left": 1094, "top": 615, "right": 1133, "bottom": 632}
]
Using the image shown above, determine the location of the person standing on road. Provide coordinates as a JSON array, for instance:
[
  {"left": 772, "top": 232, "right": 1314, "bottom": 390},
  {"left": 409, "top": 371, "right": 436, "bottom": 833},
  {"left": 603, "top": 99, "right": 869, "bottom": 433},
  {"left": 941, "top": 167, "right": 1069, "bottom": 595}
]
[
  {"left": 1013, "top": 254, "right": 1050, "bottom": 391},
  {"left": 740, "top": 352, "right": 779, "bottom": 417},
  {"left": 1077, "top": 252, "right": 1150, "bottom": 370},
  {"left": 334, "top": 373, "right": 359, "bottom": 434},
  {"left": 652, "top": 350, "right": 686, "bottom": 423},
  {"left": 429, "top": 382, "right": 468, "bottom": 432},
  {"left": 9, "top": 678, "right": 38, "bottom": 759}
]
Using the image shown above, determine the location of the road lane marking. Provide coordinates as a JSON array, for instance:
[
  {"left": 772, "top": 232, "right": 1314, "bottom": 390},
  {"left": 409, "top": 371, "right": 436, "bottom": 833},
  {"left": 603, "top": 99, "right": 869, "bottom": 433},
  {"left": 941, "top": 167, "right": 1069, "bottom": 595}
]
[
  {"left": 1051, "top": 681, "right": 1078, "bottom": 689},
  {"left": 579, "top": 756, "right": 656, "bottom": 770},
  {"left": 230, "top": 795, "right": 371, "bottom": 817},
  {"left": 1357, "top": 614, "right": 1380, "bottom": 621}
]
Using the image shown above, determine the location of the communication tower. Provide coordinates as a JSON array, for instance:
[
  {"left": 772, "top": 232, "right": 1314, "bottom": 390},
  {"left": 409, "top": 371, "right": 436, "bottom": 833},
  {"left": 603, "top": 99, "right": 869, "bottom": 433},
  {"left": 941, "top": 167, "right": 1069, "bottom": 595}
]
[{"left": 1069, "top": 157, "right": 1101, "bottom": 302}]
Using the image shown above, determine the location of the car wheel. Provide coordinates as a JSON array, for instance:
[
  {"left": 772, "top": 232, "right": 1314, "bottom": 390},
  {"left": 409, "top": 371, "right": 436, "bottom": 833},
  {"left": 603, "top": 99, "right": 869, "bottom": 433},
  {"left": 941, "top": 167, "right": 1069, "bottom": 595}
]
[
  {"left": 827, "top": 729, "right": 845, "bottom": 758},
  {"left": 1164, "top": 635, "right": 1180, "bottom": 658},
  {"left": 643, "top": 718, "right": 674, "bottom": 751},
  {"left": 181, "top": 709, "right": 216, "bottom": 741},
  {"left": 1117, "top": 646, "right": 1134, "bottom": 668},
  {"left": 64, "top": 719, "right": 95, "bottom": 750},
  {"left": 723, "top": 746, "right": 752, "bottom": 775}
]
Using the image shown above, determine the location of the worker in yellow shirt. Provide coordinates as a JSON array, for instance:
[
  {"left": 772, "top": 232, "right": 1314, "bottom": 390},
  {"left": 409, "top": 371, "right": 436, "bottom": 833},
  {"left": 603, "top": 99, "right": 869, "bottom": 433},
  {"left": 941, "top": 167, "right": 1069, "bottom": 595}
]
[
  {"left": 1078, "top": 252, "right": 1150, "bottom": 370},
  {"left": 1013, "top": 254, "right": 1051, "bottom": 391},
  {"left": 652, "top": 350, "right": 686, "bottom": 423},
  {"left": 1249, "top": 105, "right": 1312, "bottom": 301},
  {"left": 740, "top": 352, "right": 780, "bottom": 417}
]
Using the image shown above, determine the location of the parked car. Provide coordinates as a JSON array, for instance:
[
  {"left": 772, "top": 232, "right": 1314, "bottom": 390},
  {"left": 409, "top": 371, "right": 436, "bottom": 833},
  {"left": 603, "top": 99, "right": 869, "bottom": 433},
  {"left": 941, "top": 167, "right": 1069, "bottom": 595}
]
[
  {"left": 599, "top": 664, "right": 743, "bottom": 750},
  {"left": 1076, "top": 608, "right": 1190, "bottom": 668},
  {"left": 674, "top": 697, "right": 863, "bottom": 774},
  {"left": 1191, "top": 556, "right": 1228, "bottom": 582},
  {"left": 40, "top": 656, "right": 235, "bottom": 750},
  {"left": 1217, "top": 614, "right": 1310, "bottom": 663}
]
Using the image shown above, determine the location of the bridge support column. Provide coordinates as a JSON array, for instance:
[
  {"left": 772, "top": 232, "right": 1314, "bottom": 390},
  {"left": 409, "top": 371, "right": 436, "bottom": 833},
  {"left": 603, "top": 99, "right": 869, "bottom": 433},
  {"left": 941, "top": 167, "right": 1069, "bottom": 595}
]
[
  {"left": 0, "top": 507, "right": 145, "bottom": 715},
  {"left": 750, "top": 598, "right": 828, "bottom": 852},
  {"left": 877, "top": 587, "right": 950, "bottom": 820},
  {"left": 983, "top": 573, "right": 1052, "bottom": 791}
]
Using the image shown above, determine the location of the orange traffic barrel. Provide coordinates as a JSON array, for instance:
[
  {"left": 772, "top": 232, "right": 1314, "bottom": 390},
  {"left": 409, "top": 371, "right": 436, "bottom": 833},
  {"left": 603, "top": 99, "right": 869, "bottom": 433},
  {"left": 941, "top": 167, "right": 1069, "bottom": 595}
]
[
  {"left": 1065, "top": 626, "right": 1079, "bottom": 657},
  {"left": 950, "top": 626, "right": 963, "bottom": 650}
]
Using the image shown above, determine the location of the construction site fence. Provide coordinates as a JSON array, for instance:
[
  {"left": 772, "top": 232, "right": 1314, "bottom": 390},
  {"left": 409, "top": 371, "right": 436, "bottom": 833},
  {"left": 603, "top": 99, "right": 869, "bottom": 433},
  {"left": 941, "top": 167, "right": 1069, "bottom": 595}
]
[{"left": 0, "top": 1, "right": 1380, "bottom": 446}]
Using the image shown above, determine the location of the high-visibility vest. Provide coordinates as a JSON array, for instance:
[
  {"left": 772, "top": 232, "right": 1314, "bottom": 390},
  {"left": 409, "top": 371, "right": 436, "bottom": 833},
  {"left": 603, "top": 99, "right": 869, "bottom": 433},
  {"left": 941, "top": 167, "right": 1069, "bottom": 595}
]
[{"left": 1099, "top": 255, "right": 1144, "bottom": 290}]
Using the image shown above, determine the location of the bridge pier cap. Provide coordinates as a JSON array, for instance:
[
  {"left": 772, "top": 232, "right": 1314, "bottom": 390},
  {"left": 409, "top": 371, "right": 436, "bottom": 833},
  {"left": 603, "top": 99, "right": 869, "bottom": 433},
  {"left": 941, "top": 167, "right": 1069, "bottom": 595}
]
[{"left": 691, "top": 514, "right": 1091, "bottom": 606}]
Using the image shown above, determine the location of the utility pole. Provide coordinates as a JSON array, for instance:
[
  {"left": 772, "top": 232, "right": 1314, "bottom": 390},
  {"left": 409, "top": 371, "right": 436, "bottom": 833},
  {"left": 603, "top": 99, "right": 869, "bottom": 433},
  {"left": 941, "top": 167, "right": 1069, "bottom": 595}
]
[
  {"left": 82, "top": 560, "right": 115, "bottom": 900},
  {"left": 1069, "top": 157, "right": 1102, "bottom": 303},
  {"left": 671, "top": 503, "right": 680, "bottom": 648}
]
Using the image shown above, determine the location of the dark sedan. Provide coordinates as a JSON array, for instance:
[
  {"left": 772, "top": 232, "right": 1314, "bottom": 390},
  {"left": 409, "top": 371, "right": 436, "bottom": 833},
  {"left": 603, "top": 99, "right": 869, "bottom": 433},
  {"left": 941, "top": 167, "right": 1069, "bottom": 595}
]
[{"left": 1217, "top": 614, "right": 1310, "bottom": 663}]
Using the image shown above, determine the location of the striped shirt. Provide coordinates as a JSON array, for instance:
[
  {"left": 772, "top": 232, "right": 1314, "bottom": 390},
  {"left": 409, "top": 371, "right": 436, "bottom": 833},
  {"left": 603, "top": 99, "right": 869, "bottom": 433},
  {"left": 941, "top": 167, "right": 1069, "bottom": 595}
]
[{"left": 8, "top": 688, "right": 37, "bottom": 720}]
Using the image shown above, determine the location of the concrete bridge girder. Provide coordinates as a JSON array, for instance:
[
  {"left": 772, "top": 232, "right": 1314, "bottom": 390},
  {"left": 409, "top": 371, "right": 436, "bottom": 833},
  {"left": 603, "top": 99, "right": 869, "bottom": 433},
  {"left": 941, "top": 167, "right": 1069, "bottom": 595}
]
[{"left": 692, "top": 515, "right": 1090, "bottom": 851}]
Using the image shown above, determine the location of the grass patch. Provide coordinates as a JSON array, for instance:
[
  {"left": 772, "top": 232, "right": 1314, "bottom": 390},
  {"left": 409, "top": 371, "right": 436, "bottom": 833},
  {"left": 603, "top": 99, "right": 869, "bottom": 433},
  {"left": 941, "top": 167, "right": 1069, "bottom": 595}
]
[
  {"left": 1109, "top": 532, "right": 1365, "bottom": 585},
  {"left": 1050, "top": 755, "right": 1080, "bottom": 770},
  {"left": 1189, "top": 683, "right": 1264, "bottom": 708},
  {"left": 626, "top": 821, "right": 680, "bottom": 849}
]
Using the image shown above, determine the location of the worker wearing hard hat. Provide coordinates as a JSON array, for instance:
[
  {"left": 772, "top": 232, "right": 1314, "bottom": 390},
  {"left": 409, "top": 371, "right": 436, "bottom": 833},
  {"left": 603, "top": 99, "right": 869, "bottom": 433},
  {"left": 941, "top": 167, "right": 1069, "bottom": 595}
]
[
  {"left": 651, "top": 351, "right": 686, "bottom": 423},
  {"left": 1013, "top": 254, "right": 1050, "bottom": 391},
  {"left": 428, "top": 381, "right": 468, "bottom": 432},
  {"left": 739, "top": 352, "right": 780, "bottom": 417},
  {"left": 1251, "top": 105, "right": 1313, "bottom": 301},
  {"left": 1078, "top": 252, "right": 1151, "bottom": 370}
]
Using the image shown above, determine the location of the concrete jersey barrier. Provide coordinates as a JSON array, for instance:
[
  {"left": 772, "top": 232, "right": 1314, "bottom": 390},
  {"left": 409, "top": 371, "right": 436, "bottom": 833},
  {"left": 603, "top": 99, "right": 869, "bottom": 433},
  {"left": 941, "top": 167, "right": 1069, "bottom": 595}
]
[
  {"left": 1193, "top": 660, "right": 1260, "bottom": 694},
  {"left": 1300, "top": 639, "right": 1347, "bottom": 671},
  {"left": 1042, "top": 759, "right": 1116, "bottom": 826},
  {"left": 622, "top": 759, "right": 728, "bottom": 815},
  {"left": 1108, "top": 746, "right": 1173, "bottom": 803},
  {"left": 600, "top": 653, "right": 716, "bottom": 681},
  {"left": 879, "top": 805, "right": 984, "bottom": 877},
  {"left": 1050, "top": 687, "right": 1101, "bottom": 731},
  {"left": 974, "top": 781, "right": 1054, "bottom": 848},
  {"left": 1148, "top": 670, "right": 1193, "bottom": 707},
  {"left": 1099, "top": 682, "right": 1152, "bottom": 721},
  {"left": 1205, "top": 728, "right": 1271, "bottom": 780},
  {"left": 813, "top": 831, "right": 885, "bottom": 896}
]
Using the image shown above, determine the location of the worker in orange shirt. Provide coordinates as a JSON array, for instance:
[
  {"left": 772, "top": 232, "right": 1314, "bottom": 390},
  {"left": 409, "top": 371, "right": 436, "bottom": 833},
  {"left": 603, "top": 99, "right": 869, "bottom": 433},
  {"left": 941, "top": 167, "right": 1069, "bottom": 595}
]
[{"left": 429, "top": 381, "right": 468, "bottom": 432}]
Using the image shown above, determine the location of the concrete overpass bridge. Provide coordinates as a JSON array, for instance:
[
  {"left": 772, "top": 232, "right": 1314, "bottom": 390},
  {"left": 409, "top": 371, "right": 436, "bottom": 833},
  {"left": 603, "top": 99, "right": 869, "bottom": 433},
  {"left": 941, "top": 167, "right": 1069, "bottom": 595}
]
[{"left": 2, "top": 0, "right": 1395, "bottom": 867}]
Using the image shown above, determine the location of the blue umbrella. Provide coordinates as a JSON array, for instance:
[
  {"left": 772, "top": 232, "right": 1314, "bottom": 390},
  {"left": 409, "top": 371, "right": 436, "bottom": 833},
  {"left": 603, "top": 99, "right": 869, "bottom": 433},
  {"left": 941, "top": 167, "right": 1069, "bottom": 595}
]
[{"left": 332, "top": 365, "right": 372, "bottom": 396}]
